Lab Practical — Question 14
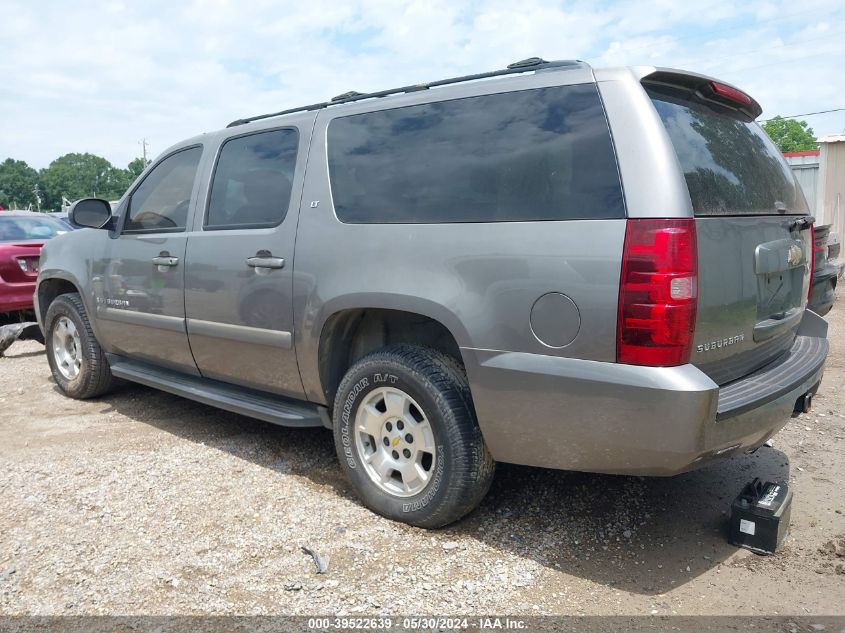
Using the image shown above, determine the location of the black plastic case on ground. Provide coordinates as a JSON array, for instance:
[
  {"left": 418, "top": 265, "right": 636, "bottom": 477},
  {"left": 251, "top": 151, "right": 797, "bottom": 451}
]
[{"left": 729, "top": 479, "right": 792, "bottom": 555}]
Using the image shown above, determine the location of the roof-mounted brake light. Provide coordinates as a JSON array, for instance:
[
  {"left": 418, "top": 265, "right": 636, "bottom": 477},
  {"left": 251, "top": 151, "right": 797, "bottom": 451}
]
[{"left": 710, "top": 81, "right": 753, "bottom": 107}]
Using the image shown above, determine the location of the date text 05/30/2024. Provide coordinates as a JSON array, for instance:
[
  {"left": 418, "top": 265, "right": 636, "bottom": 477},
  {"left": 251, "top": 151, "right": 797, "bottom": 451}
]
[{"left": 307, "top": 617, "right": 527, "bottom": 630}]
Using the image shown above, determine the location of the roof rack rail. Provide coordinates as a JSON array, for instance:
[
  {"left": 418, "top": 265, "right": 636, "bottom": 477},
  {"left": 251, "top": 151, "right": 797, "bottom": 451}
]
[
  {"left": 331, "top": 90, "right": 365, "bottom": 102},
  {"left": 227, "top": 58, "right": 587, "bottom": 127}
]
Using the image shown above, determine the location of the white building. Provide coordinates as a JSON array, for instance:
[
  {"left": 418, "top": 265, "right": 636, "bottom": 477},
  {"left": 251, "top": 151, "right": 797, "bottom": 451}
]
[
  {"left": 783, "top": 137, "right": 845, "bottom": 239},
  {"left": 783, "top": 150, "right": 820, "bottom": 212},
  {"left": 817, "top": 135, "right": 845, "bottom": 240}
]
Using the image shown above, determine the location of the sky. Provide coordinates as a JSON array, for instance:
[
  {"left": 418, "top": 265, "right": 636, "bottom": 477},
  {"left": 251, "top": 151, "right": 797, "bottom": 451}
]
[{"left": 2, "top": 0, "right": 844, "bottom": 170}]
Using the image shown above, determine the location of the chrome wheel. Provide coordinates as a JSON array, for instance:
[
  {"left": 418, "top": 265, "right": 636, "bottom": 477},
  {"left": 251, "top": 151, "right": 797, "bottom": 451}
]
[
  {"left": 52, "top": 316, "right": 82, "bottom": 380},
  {"left": 354, "top": 387, "right": 437, "bottom": 497}
]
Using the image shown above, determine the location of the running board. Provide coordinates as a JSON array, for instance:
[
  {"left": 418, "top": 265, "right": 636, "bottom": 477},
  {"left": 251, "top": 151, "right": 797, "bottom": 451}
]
[{"left": 107, "top": 356, "right": 330, "bottom": 428}]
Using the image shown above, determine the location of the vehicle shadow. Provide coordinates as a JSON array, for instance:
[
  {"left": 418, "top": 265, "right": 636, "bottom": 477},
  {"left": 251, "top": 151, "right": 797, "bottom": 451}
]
[
  {"left": 2, "top": 349, "right": 45, "bottom": 360},
  {"left": 100, "top": 382, "right": 791, "bottom": 596},
  {"left": 449, "top": 453, "right": 790, "bottom": 595}
]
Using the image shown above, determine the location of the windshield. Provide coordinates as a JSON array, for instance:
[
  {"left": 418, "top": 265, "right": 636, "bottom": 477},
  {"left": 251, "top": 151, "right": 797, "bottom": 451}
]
[
  {"left": 0, "top": 215, "right": 69, "bottom": 242},
  {"left": 646, "top": 84, "right": 808, "bottom": 216}
]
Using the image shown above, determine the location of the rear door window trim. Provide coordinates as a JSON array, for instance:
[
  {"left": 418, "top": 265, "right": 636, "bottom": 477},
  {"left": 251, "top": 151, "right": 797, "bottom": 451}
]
[{"left": 201, "top": 126, "right": 301, "bottom": 232}]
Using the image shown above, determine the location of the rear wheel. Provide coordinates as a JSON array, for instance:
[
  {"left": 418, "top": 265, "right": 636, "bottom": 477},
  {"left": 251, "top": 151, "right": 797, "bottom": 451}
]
[
  {"left": 45, "top": 293, "right": 115, "bottom": 399},
  {"left": 333, "top": 345, "right": 494, "bottom": 528}
]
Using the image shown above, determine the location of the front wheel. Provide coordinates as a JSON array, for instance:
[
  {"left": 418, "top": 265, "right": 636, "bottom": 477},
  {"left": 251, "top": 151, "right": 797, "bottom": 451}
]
[
  {"left": 45, "top": 293, "right": 115, "bottom": 399},
  {"left": 333, "top": 345, "right": 494, "bottom": 528}
]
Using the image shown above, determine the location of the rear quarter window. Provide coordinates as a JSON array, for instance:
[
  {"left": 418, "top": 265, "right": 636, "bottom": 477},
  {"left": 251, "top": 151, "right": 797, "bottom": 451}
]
[{"left": 327, "top": 84, "right": 624, "bottom": 223}]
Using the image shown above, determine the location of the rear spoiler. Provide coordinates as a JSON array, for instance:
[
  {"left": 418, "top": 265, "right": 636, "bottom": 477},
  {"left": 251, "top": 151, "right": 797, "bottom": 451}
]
[{"left": 641, "top": 68, "right": 763, "bottom": 120}]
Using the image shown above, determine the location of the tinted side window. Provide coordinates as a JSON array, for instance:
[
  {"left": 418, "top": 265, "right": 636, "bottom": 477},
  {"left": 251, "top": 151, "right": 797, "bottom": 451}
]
[
  {"left": 125, "top": 146, "right": 202, "bottom": 232},
  {"left": 206, "top": 129, "right": 299, "bottom": 229},
  {"left": 327, "top": 84, "right": 624, "bottom": 223}
]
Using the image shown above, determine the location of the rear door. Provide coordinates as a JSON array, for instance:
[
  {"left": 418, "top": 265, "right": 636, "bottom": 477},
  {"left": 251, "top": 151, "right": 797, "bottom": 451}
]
[
  {"left": 184, "top": 123, "right": 308, "bottom": 398},
  {"left": 645, "top": 77, "right": 812, "bottom": 384}
]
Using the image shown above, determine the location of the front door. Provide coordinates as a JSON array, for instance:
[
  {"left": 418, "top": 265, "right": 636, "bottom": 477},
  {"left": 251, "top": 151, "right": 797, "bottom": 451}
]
[
  {"left": 94, "top": 145, "right": 204, "bottom": 374},
  {"left": 184, "top": 125, "right": 306, "bottom": 397}
]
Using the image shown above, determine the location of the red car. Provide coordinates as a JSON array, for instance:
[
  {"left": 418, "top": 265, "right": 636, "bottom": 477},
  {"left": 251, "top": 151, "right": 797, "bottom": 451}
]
[{"left": 0, "top": 210, "right": 70, "bottom": 315}]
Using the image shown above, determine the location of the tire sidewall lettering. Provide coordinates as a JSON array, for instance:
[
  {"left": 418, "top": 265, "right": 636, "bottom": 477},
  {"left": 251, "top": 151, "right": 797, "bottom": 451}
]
[
  {"left": 340, "top": 377, "right": 370, "bottom": 469},
  {"left": 373, "top": 372, "right": 398, "bottom": 385},
  {"left": 402, "top": 443, "right": 445, "bottom": 513}
]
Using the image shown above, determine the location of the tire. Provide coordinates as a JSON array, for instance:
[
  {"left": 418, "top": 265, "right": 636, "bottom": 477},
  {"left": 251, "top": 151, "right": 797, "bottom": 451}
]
[
  {"left": 333, "top": 344, "right": 495, "bottom": 528},
  {"left": 45, "top": 293, "right": 115, "bottom": 399}
]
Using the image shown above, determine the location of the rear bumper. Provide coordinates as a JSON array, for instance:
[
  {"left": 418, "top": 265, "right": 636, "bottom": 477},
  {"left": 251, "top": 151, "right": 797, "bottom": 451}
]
[
  {"left": 0, "top": 280, "right": 36, "bottom": 314},
  {"left": 463, "top": 311, "right": 828, "bottom": 476}
]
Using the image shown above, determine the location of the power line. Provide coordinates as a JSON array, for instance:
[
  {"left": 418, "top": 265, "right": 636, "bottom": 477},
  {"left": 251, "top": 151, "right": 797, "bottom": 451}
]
[
  {"left": 586, "top": 4, "right": 843, "bottom": 61},
  {"left": 697, "top": 29, "right": 845, "bottom": 71},
  {"left": 719, "top": 47, "right": 845, "bottom": 74},
  {"left": 759, "top": 108, "right": 845, "bottom": 122}
]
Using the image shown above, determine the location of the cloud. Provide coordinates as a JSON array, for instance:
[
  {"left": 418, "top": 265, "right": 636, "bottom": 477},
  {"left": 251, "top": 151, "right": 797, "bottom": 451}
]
[{"left": 1, "top": 0, "right": 843, "bottom": 169}]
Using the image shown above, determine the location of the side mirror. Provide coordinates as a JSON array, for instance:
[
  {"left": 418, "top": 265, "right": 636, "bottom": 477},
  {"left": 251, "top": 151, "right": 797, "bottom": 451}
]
[{"left": 69, "top": 198, "right": 114, "bottom": 230}]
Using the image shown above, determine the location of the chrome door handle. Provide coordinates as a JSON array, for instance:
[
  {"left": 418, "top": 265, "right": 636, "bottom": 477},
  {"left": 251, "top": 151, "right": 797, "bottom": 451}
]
[
  {"left": 246, "top": 256, "right": 285, "bottom": 269},
  {"left": 151, "top": 256, "right": 179, "bottom": 267}
]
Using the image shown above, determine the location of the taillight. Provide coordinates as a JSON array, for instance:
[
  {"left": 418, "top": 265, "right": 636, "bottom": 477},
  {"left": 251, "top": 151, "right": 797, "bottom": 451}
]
[
  {"left": 617, "top": 218, "right": 698, "bottom": 366},
  {"left": 16, "top": 256, "right": 39, "bottom": 274},
  {"left": 808, "top": 223, "right": 816, "bottom": 303}
]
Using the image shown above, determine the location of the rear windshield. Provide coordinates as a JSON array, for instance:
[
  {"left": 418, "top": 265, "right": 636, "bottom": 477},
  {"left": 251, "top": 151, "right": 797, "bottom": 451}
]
[
  {"left": 646, "top": 84, "right": 808, "bottom": 216},
  {"left": 0, "top": 215, "right": 68, "bottom": 242}
]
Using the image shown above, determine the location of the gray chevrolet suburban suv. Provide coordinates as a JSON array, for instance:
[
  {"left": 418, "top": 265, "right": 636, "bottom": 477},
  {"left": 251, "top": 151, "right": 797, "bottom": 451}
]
[{"left": 36, "top": 58, "right": 828, "bottom": 528}]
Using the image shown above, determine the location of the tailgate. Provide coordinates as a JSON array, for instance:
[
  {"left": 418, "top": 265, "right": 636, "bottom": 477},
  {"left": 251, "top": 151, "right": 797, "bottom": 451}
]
[
  {"left": 695, "top": 217, "right": 811, "bottom": 384},
  {"left": 644, "top": 73, "right": 812, "bottom": 385}
]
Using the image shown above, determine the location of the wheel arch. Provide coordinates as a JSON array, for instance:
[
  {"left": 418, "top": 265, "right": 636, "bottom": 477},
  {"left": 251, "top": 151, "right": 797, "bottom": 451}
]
[
  {"left": 36, "top": 274, "right": 85, "bottom": 327},
  {"left": 312, "top": 297, "right": 472, "bottom": 407}
]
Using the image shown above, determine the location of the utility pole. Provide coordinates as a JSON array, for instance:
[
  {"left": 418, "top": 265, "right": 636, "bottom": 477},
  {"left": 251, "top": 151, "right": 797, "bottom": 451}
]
[
  {"left": 32, "top": 184, "right": 42, "bottom": 212},
  {"left": 139, "top": 138, "right": 150, "bottom": 166}
]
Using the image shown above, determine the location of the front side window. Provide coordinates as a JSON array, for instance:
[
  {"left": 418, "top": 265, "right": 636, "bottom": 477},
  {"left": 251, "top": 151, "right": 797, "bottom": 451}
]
[
  {"left": 124, "top": 146, "right": 203, "bottom": 232},
  {"left": 327, "top": 84, "right": 624, "bottom": 223},
  {"left": 206, "top": 128, "right": 299, "bottom": 229}
]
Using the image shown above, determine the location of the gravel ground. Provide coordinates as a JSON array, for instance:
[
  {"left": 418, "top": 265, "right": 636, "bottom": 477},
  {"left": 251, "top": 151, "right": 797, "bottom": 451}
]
[{"left": 1, "top": 294, "right": 844, "bottom": 617}]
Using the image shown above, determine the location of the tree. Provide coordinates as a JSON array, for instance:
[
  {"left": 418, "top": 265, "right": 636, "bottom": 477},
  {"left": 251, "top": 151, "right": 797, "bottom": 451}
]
[
  {"left": 126, "top": 157, "right": 148, "bottom": 181},
  {"left": 762, "top": 116, "right": 817, "bottom": 153},
  {"left": 0, "top": 159, "right": 39, "bottom": 209},
  {"left": 105, "top": 166, "right": 133, "bottom": 201},
  {"left": 38, "top": 153, "right": 130, "bottom": 210}
]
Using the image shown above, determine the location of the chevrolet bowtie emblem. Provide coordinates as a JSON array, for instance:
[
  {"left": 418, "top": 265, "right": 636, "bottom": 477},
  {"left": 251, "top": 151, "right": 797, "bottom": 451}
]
[
  {"left": 392, "top": 437, "right": 401, "bottom": 447},
  {"left": 787, "top": 244, "right": 803, "bottom": 267}
]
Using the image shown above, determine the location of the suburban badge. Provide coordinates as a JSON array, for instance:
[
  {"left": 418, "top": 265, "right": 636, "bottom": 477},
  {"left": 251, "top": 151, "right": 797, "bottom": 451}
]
[{"left": 696, "top": 334, "right": 745, "bottom": 353}]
